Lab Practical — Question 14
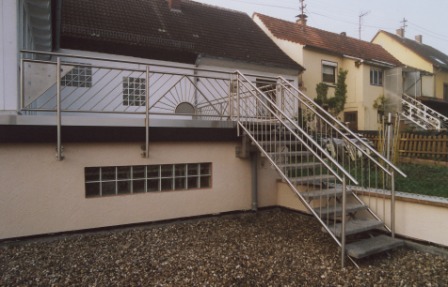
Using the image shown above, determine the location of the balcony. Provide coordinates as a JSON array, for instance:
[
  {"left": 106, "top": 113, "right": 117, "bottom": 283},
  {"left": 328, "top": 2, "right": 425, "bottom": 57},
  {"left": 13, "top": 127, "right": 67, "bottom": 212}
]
[{"left": 19, "top": 51, "right": 261, "bottom": 129}]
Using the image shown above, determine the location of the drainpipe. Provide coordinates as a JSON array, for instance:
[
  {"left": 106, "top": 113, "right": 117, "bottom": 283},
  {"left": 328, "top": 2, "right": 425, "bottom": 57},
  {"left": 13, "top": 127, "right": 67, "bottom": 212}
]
[{"left": 251, "top": 151, "right": 258, "bottom": 211}]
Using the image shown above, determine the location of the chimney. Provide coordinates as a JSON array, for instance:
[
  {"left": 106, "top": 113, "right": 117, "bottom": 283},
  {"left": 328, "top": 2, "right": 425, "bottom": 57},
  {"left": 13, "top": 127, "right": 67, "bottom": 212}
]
[
  {"left": 296, "top": 14, "right": 308, "bottom": 26},
  {"left": 415, "top": 35, "right": 423, "bottom": 44},
  {"left": 396, "top": 28, "right": 404, "bottom": 38},
  {"left": 167, "top": 0, "right": 181, "bottom": 11},
  {"left": 340, "top": 32, "right": 346, "bottom": 37}
]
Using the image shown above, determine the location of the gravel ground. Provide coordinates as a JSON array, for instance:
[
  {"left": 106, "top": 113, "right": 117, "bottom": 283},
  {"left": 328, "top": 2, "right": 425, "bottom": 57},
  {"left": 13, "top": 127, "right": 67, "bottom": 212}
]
[{"left": 1, "top": 209, "right": 447, "bottom": 286}]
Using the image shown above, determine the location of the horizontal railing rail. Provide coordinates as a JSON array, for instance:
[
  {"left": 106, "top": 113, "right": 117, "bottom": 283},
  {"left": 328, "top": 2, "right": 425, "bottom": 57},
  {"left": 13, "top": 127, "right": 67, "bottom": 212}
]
[{"left": 19, "top": 50, "right": 280, "bottom": 122}]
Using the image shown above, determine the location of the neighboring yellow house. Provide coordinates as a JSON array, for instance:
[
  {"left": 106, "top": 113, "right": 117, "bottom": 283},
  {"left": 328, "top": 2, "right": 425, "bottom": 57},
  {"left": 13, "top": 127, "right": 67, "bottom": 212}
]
[
  {"left": 253, "top": 14, "right": 402, "bottom": 130},
  {"left": 372, "top": 30, "right": 448, "bottom": 116}
]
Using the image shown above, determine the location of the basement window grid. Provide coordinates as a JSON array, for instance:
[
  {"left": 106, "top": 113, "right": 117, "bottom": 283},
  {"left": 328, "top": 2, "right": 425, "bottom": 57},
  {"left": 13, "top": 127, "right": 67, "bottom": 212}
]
[
  {"left": 84, "top": 163, "right": 212, "bottom": 198},
  {"left": 61, "top": 64, "right": 92, "bottom": 87},
  {"left": 123, "top": 76, "right": 146, "bottom": 106}
]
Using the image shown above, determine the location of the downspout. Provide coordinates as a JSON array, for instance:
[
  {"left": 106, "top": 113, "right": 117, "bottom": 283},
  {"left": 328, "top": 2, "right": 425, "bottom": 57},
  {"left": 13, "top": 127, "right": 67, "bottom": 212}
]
[
  {"left": 55, "top": 0, "right": 62, "bottom": 51},
  {"left": 251, "top": 151, "right": 258, "bottom": 211},
  {"left": 433, "top": 67, "right": 441, "bottom": 98}
]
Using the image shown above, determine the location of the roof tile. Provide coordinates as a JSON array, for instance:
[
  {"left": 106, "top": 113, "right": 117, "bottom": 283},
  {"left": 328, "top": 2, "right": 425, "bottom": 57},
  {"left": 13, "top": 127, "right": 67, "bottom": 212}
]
[
  {"left": 60, "top": 0, "right": 303, "bottom": 70},
  {"left": 255, "top": 13, "right": 401, "bottom": 66}
]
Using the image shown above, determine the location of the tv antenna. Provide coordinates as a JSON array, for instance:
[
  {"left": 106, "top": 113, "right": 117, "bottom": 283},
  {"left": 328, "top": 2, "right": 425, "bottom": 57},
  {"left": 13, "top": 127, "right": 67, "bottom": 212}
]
[{"left": 358, "top": 11, "right": 370, "bottom": 40}]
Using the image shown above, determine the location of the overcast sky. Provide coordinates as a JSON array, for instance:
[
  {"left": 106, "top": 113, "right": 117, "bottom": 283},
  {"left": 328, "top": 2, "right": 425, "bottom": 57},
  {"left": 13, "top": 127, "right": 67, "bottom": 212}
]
[{"left": 194, "top": 0, "right": 448, "bottom": 55}]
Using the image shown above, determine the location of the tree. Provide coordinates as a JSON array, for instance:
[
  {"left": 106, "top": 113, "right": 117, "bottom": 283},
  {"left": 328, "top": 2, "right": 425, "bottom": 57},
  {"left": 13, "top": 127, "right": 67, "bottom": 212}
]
[
  {"left": 314, "top": 69, "right": 348, "bottom": 116},
  {"left": 315, "top": 82, "right": 329, "bottom": 108},
  {"left": 331, "top": 68, "right": 348, "bottom": 115}
]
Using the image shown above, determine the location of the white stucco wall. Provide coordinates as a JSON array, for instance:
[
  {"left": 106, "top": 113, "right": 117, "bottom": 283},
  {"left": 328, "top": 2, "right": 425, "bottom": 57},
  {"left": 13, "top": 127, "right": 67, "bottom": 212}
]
[
  {"left": 277, "top": 182, "right": 448, "bottom": 247},
  {"left": 0, "top": 0, "right": 18, "bottom": 113},
  {"left": 0, "top": 141, "right": 279, "bottom": 239}
]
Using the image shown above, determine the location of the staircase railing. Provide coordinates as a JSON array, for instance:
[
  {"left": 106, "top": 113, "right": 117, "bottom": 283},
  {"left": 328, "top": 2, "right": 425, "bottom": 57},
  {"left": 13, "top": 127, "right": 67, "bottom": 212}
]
[
  {"left": 233, "top": 72, "right": 356, "bottom": 259},
  {"left": 402, "top": 93, "right": 448, "bottom": 131},
  {"left": 233, "top": 72, "right": 406, "bottom": 266},
  {"left": 276, "top": 76, "right": 406, "bottom": 230}
]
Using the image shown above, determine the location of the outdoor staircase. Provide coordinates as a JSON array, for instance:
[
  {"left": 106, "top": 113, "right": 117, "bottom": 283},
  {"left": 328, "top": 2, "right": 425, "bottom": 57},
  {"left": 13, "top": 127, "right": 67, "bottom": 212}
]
[
  {"left": 401, "top": 93, "right": 448, "bottom": 131},
  {"left": 233, "top": 72, "right": 406, "bottom": 266}
]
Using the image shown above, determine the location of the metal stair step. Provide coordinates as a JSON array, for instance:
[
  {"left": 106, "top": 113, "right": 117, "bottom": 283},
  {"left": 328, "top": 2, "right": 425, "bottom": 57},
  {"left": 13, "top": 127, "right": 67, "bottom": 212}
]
[
  {"left": 303, "top": 187, "right": 345, "bottom": 200},
  {"left": 290, "top": 174, "right": 336, "bottom": 184},
  {"left": 279, "top": 162, "right": 322, "bottom": 170},
  {"left": 267, "top": 151, "right": 311, "bottom": 157},
  {"left": 315, "top": 202, "right": 367, "bottom": 216},
  {"left": 346, "top": 235, "right": 404, "bottom": 259},
  {"left": 258, "top": 140, "right": 301, "bottom": 146},
  {"left": 327, "top": 219, "right": 383, "bottom": 237}
]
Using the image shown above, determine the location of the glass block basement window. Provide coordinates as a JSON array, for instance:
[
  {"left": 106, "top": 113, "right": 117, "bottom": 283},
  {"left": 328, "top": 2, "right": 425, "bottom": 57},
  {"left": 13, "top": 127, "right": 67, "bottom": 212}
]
[{"left": 84, "top": 163, "right": 212, "bottom": 198}]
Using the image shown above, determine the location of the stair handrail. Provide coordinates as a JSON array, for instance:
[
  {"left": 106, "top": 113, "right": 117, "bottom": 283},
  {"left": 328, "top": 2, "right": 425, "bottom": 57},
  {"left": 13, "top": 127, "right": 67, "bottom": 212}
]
[
  {"left": 235, "top": 71, "right": 359, "bottom": 185},
  {"left": 278, "top": 76, "right": 407, "bottom": 178},
  {"left": 402, "top": 93, "right": 448, "bottom": 130}
]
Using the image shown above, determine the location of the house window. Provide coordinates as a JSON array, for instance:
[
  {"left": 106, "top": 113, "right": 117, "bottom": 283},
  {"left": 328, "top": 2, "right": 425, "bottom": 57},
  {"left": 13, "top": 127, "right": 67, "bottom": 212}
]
[
  {"left": 123, "top": 77, "right": 146, "bottom": 106},
  {"left": 444, "top": 84, "right": 448, "bottom": 101},
  {"left": 344, "top": 111, "right": 358, "bottom": 131},
  {"left": 322, "top": 61, "right": 337, "bottom": 84},
  {"left": 370, "top": 68, "right": 383, "bottom": 86},
  {"left": 85, "top": 163, "right": 212, "bottom": 198},
  {"left": 61, "top": 65, "right": 92, "bottom": 87}
]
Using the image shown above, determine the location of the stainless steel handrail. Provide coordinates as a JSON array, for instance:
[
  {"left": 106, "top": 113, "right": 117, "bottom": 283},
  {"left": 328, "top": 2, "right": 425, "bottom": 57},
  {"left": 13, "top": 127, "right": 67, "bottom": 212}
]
[
  {"left": 278, "top": 76, "right": 407, "bottom": 178},
  {"left": 236, "top": 71, "right": 359, "bottom": 185}
]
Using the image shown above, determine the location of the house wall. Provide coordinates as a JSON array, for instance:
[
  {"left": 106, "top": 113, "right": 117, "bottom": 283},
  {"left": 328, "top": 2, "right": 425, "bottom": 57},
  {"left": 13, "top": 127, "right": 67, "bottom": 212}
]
[
  {"left": 252, "top": 15, "right": 304, "bottom": 66},
  {"left": 372, "top": 32, "right": 433, "bottom": 73},
  {"left": 301, "top": 49, "right": 340, "bottom": 99},
  {"left": 372, "top": 32, "right": 448, "bottom": 100},
  {"left": 277, "top": 182, "right": 448, "bottom": 247},
  {"left": 435, "top": 70, "right": 448, "bottom": 100},
  {"left": 0, "top": 141, "right": 279, "bottom": 240},
  {"left": 302, "top": 51, "right": 382, "bottom": 130},
  {"left": 0, "top": 0, "right": 19, "bottom": 113}
]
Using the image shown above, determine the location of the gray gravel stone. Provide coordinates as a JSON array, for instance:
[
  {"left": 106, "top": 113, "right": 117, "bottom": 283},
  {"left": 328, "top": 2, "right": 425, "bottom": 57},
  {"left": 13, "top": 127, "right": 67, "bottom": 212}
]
[{"left": 1, "top": 209, "right": 447, "bottom": 286}]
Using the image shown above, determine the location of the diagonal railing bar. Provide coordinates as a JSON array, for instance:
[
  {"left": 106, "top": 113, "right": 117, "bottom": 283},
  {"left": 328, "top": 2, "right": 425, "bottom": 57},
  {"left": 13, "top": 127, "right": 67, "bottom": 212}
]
[
  {"left": 236, "top": 71, "right": 357, "bottom": 184},
  {"left": 278, "top": 77, "right": 406, "bottom": 178},
  {"left": 148, "top": 75, "right": 186, "bottom": 110},
  {"left": 402, "top": 93, "right": 448, "bottom": 131}
]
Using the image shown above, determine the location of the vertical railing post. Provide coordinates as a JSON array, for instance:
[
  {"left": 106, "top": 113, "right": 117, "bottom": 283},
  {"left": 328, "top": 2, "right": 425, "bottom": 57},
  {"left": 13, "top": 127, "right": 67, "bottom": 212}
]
[
  {"left": 20, "top": 58, "right": 24, "bottom": 111},
  {"left": 237, "top": 73, "right": 241, "bottom": 136},
  {"left": 391, "top": 171, "right": 396, "bottom": 238},
  {"left": 144, "top": 65, "right": 150, "bottom": 158},
  {"left": 341, "top": 175, "right": 347, "bottom": 268},
  {"left": 56, "top": 57, "right": 63, "bottom": 161}
]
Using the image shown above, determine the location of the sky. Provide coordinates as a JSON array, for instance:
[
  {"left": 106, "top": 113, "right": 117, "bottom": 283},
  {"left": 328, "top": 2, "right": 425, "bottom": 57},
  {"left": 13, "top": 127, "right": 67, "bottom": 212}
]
[{"left": 194, "top": 0, "right": 448, "bottom": 55}]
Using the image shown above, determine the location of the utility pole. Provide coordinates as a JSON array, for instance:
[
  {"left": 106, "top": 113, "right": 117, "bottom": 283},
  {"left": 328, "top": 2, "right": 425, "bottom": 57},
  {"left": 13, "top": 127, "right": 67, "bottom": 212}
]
[{"left": 358, "top": 11, "right": 370, "bottom": 40}]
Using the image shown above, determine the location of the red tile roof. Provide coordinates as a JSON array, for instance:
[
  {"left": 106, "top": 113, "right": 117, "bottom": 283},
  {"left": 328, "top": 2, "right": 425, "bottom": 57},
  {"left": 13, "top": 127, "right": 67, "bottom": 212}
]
[
  {"left": 255, "top": 13, "right": 401, "bottom": 66},
  {"left": 59, "top": 0, "right": 303, "bottom": 71}
]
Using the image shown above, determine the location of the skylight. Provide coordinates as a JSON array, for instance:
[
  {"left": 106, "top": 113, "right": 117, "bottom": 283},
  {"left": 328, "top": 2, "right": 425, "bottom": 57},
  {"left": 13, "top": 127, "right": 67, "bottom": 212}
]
[{"left": 431, "top": 56, "right": 447, "bottom": 66}]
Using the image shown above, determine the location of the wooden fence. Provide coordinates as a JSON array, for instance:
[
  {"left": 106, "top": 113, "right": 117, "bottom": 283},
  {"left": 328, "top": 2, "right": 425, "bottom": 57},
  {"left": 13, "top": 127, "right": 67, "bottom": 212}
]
[{"left": 363, "top": 133, "right": 448, "bottom": 164}]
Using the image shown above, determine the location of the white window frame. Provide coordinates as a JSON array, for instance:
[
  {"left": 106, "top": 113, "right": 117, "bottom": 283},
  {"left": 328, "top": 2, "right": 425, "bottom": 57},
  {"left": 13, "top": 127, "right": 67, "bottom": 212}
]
[
  {"left": 322, "top": 61, "right": 337, "bottom": 84},
  {"left": 370, "top": 68, "right": 383, "bottom": 86}
]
